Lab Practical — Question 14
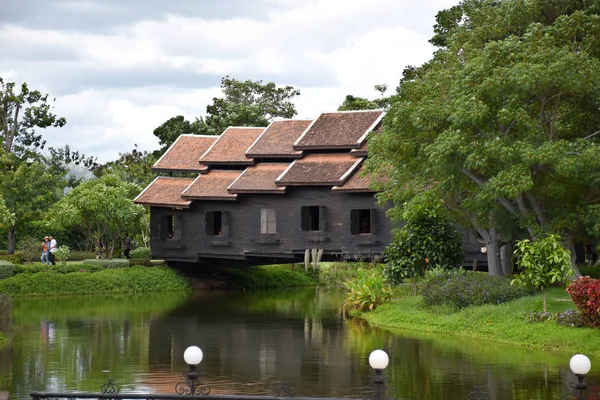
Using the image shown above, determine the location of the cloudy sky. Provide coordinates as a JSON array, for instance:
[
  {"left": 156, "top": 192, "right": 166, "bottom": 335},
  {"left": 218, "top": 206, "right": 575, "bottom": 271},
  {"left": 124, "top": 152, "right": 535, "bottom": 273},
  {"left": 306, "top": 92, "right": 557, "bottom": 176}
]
[{"left": 1, "top": 0, "right": 459, "bottom": 163}]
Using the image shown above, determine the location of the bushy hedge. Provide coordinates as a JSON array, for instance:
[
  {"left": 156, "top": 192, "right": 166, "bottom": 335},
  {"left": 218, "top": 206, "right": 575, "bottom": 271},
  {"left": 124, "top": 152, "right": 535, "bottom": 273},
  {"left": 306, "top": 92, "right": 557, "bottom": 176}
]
[
  {"left": 222, "top": 266, "right": 316, "bottom": 289},
  {"left": 567, "top": 276, "right": 600, "bottom": 328},
  {"left": 82, "top": 259, "right": 130, "bottom": 269},
  {"left": 70, "top": 251, "right": 97, "bottom": 261},
  {"left": 0, "top": 251, "right": 24, "bottom": 265},
  {"left": 130, "top": 247, "right": 151, "bottom": 259},
  {"left": 0, "top": 263, "right": 14, "bottom": 280},
  {"left": 14, "top": 263, "right": 103, "bottom": 274},
  {"left": 422, "top": 271, "right": 532, "bottom": 309},
  {"left": 0, "top": 266, "right": 191, "bottom": 296}
]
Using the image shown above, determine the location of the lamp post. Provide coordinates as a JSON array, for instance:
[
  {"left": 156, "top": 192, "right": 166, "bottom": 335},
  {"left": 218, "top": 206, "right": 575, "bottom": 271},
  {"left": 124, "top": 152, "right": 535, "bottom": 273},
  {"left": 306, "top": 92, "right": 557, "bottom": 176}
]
[
  {"left": 175, "top": 346, "right": 211, "bottom": 395},
  {"left": 360, "top": 350, "right": 398, "bottom": 400},
  {"left": 567, "top": 354, "right": 592, "bottom": 400}
]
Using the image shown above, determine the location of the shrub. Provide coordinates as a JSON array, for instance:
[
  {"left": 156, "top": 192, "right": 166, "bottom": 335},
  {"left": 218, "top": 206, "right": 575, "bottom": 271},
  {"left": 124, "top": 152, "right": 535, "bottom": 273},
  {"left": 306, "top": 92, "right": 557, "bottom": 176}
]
[
  {"left": 14, "top": 263, "right": 101, "bottom": 274},
  {"left": 422, "top": 272, "right": 532, "bottom": 310},
  {"left": 70, "top": 251, "right": 97, "bottom": 261},
  {"left": 129, "top": 258, "right": 153, "bottom": 266},
  {"left": 0, "top": 266, "right": 191, "bottom": 296},
  {"left": 130, "top": 247, "right": 151, "bottom": 259},
  {"left": 82, "top": 259, "right": 130, "bottom": 269},
  {"left": 526, "top": 311, "right": 553, "bottom": 323},
  {"left": 343, "top": 270, "right": 393, "bottom": 311},
  {"left": 17, "top": 236, "right": 43, "bottom": 263},
  {"left": 0, "top": 264, "right": 14, "bottom": 280},
  {"left": 53, "top": 245, "right": 71, "bottom": 265},
  {"left": 566, "top": 276, "right": 600, "bottom": 328},
  {"left": 512, "top": 234, "right": 572, "bottom": 312},
  {"left": 0, "top": 251, "right": 24, "bottom": 265},
  {"left": 554, "top": 309, "right": 585, "bottom": 328},
  {"left": 384, "top": 192, "right": 463, "bottom": 293}
]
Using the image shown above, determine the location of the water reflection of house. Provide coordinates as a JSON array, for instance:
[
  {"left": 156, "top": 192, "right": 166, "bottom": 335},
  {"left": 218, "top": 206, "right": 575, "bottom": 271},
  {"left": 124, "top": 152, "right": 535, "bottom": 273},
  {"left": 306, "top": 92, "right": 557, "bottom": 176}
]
[{"left": 135, "top": 110, "right": 397, "bottom": 268}]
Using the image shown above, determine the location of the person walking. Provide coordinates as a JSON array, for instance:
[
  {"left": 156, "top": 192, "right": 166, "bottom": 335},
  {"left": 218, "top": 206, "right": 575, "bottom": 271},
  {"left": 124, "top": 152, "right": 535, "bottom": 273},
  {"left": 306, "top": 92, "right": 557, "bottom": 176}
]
[
  {"left": 40, "top": 237, "right": 50, "bottom": 265},
  {"left": 123, "top": 233, "right": 132, "bottom": 259},
  {"left": 48, "top": 235, "right": 57, "bottom": 265}
]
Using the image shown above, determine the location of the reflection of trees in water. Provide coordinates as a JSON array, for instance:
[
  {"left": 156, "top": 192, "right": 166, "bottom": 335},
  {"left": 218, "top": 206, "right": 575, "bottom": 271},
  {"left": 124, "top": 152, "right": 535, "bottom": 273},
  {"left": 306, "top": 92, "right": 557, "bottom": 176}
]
[{"left": 0, "top": 294, "right": 10, "bottom": 335}]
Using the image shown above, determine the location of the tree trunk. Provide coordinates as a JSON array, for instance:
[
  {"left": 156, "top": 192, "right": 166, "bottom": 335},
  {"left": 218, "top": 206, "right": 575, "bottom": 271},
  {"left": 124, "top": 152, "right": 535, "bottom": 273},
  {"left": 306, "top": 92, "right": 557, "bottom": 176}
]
[
  {"left": 7, "top": 227, "right": 15, "bottom": 255},
  {"left": 486, "top": 241, "right": 503, "bottom": 276},
  {"left": 500, "top": 243, "right": 513, "bottom": 275},
  {"left": 566, "top": 236, "right": 582, "bottom": 279}
]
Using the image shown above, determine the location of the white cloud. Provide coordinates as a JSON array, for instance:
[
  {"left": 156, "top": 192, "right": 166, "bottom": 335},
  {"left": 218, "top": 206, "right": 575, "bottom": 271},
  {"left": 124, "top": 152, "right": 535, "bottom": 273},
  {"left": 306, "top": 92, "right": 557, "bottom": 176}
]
[{"left": 1, "top": 0, "right": 461, "bottom": 162}]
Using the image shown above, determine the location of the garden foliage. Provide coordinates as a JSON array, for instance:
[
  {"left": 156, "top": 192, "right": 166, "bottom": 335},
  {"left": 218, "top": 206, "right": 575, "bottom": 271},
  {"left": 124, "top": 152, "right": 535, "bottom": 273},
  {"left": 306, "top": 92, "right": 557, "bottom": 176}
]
[
  {"left": 82, "top": 259, "right": 130, "bottom": 269},
  {"left": 222, "top": 266, "right": 316, "bottom": 289},
  {"left": 0, "top": 263, "right": 14, "bottom": 280},
  {"left": 422, "top": 271, "right": 531, "bottom": 310},
  {"left": 512, "top": 234, "right": 572, "bottom": 312},
  {"left": 343, "top": 270, "right": 393, "bottom": 312},
  {"left": 566, "top": 276, "right": 600, "bottom": 328},
  {"left": 0, "top": 266, "right": 190, "bottom": 296},
  {"left": 526, "top": 310, "right": 585, "bottom": 328},
  {"left": 384, "top": 193, "right": 463, "bottom": 292},
  {"left": 0, "top": 251, "right": 24, "bottom": 265},
  {"left": 130, "top": 247, "right": 151, "bottom": 259}
]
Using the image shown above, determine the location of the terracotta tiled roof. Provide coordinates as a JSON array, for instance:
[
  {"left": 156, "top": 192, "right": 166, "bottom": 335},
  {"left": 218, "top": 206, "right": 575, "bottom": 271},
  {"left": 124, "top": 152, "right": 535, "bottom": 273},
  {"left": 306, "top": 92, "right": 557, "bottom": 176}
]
[
  {"left": 228, "top": 163, "right": 288, "bottom": 194},
  {"left": 276, "top": 153, "right": 362, "bottom": 186},
  {"left": 293, "top": 110, "right": 384, "bottom": 150},
  {"left": 153, "top": 134, "right": 217, "bottom": 172},
  {"left": 134, "top": 177, "right": 194, "bottom": 208},
  {"left": 350, "top": 141, "right": 368, "bottom": 157},
  {"left": 245, "top": 120, "right": 312, "bottom": 159},
  {"left": 332, "top": 165, "right": 372, "bottom": 192},
  {"left": 181, "top": 170, "right": 241, "bottom": 200},
  {"left": 199, "top": 127, "right": 265, "bottom": 165}
]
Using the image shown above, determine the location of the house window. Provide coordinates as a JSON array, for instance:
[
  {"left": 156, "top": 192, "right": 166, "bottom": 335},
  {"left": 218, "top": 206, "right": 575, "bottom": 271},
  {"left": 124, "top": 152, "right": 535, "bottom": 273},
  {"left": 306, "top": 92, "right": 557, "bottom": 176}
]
[
  {"left": 261, "top": 209, "right": 277, "bottom": 234},
  {"left": 206, "top": 211, "right": 229, "bottom": 236},
  {"left": 160, "top": 215, "right": 182, "bottom": 240},
  {"left": 301, "top": 206, "right": 326, "bottom": 231},
  {"left": 351, "top": 209, "right": 378, "bottom": 235}
]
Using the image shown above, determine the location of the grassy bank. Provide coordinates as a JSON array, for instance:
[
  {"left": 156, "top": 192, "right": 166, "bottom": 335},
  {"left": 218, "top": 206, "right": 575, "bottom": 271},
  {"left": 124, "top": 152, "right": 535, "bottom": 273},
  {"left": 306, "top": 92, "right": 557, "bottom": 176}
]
[
  {"left": 0, "top": 266, "right": 191, "bottom": 297},
  {"left": 222, "top": 264, "right": 317, "bottom": 289},
  {"left": 359, "top": 286, "right": 600, "bottom": 356}
]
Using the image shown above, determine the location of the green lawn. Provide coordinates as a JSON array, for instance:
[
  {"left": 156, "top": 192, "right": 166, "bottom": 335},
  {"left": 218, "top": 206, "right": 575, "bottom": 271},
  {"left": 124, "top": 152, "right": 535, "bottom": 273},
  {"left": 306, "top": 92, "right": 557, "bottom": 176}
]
[{"left": 360, "top": 286, "right": 600, "bottom": 356}]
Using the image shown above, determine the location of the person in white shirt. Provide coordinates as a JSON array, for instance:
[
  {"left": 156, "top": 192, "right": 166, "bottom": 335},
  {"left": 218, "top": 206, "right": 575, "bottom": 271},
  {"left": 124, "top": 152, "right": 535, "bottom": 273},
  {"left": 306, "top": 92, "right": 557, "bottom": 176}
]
[{"left": 48, "top": 235, "right": 57, "bottom": 265}]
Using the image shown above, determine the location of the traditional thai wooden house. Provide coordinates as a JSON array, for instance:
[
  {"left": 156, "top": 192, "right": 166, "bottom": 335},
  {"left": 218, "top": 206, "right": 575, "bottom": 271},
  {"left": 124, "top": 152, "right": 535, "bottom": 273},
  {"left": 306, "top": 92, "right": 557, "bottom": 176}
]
[{"left": 134, "top": 110, "right": 400, "bottom": 267}]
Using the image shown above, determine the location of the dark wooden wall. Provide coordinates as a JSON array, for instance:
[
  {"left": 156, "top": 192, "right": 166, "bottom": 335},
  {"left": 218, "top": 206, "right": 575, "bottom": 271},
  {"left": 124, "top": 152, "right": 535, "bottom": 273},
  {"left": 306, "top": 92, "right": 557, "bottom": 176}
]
[{"left": 150, "top": 187, "right": 395, "bottom": 265}]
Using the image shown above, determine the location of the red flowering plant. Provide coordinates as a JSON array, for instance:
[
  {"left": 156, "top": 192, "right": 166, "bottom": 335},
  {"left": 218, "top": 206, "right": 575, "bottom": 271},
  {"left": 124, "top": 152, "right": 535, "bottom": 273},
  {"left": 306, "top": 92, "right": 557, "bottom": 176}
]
[{"left": 566, "top": 276, "right": 600, "bottom": 328}]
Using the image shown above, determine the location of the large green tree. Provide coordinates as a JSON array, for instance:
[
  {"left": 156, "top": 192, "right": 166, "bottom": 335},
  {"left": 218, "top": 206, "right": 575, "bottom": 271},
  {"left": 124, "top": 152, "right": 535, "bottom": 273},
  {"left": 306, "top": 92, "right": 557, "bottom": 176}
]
[
  {"left": 154, "top": 76, "right": 300, "bottom": 150},
  {"left": 50, "top": 174, "right": 145, "bottom": 257},
  {"left": 93, "top": 144, "right": 158, "bottom": 187},
  {"left": 367, "top": 0, "right": 600, "bottom": 275},
  {"left": 337, "top": 84, "right": 390, "bottom": 111}
]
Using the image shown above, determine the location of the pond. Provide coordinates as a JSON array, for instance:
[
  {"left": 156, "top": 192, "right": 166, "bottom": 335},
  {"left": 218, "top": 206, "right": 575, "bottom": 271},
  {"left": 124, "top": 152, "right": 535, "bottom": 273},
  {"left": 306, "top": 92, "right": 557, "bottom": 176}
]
[{"left": 0, "top": 288, "right": 596, "bottom": 400}]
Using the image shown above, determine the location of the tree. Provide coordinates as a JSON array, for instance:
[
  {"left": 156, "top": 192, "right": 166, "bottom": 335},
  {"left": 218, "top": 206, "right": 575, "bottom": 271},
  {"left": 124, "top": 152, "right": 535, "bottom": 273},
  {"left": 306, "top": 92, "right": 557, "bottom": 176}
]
[
  {"left": 337, "top": 84, "right": 390, "bottom": 111},
  {"left": 0, "top": 152, "right": 67, "bottom": 253},
  {"left": 384, "top": 192, "right": 463, "bottom": 294},
  {"left": 153, "top": 116, "right": 203, "bottom": 153},
  {"left": 512, "top": 234, "right": 572, "bottom": 312},
  {"left": 0, "top": 77, "right": 66, "bottom": 157},
  {"left": 94, "top": 144, "right": 158, "bottom": 187},
  {"left": 0, "top": 195, "right": 14, "bottom": 232},
  {"left": 153, "top": 76, "right": 300, "bottom": 150},
  {"left": 367, "top": 0, "right": 600, "bottom": 275},
  {"left": 49, "top": 174, "right": 145, "bottom": 258}
]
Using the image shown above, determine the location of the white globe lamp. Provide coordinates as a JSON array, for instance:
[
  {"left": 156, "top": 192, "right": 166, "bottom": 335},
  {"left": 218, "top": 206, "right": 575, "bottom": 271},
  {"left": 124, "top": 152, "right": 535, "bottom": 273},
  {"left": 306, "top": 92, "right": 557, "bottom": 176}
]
[{"left": 184, "top": 346, "right": 203, "bottom": 365}]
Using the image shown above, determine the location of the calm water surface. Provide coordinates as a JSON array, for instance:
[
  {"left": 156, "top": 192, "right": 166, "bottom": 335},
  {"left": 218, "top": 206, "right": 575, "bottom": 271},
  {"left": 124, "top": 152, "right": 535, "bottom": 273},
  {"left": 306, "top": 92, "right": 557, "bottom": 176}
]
[{"left": 0, "top": 288, "right": 596, "bottom": 400}]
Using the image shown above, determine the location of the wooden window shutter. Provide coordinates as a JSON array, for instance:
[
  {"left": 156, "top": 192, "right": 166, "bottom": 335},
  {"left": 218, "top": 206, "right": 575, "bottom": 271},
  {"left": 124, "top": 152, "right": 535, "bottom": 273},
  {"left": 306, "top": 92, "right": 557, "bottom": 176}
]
[
  {"left": 205, "top": 212, "right": 214, "bottom": 236},
  {"left": 301, "top": 206, "right": 310, "bottom": 231},
  {"left": 319, "top": 206, "right": 327, "bottom": 231},
  {"left": 221, "top": 211, "right": 230, "bottom": 237},
  {"left": 267, "top": 209, "right": 277, "bottom": 234},
  {"left": 350, "top": 210, "right": 360, "bottom": 235},
  {"left": 260, "top": 209, "right": 268, "bottom": 234},
  {"left": 370, "top": 209, "right": 378, "bottom": 235}
]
